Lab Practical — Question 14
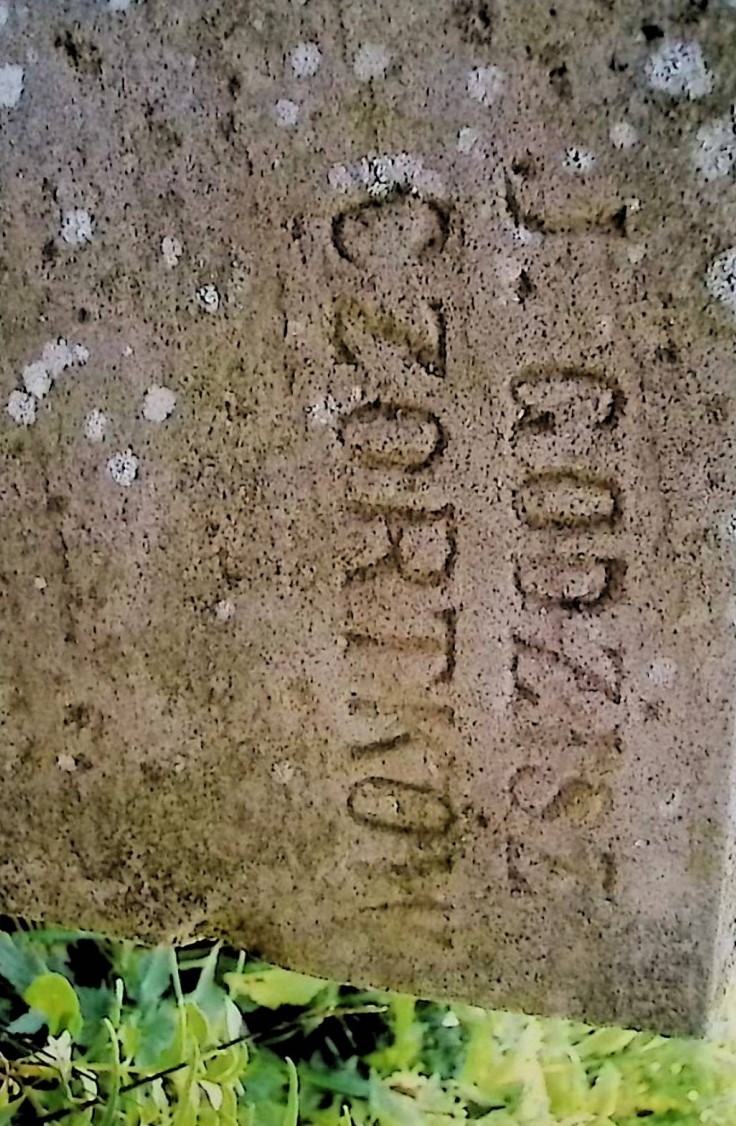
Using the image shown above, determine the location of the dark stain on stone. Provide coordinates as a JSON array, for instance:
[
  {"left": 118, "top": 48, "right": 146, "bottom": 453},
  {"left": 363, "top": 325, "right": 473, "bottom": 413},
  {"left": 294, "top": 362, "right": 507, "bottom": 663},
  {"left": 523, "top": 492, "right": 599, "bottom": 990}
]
[
  {"left": 549, "top": 62, "right": 572, "bottom": 100},
  {"left": 452, "top": 0, "right": 495, "bottom": 45},
  {"left": 54, "top": 29, "right": 103, "bottom": 79}
]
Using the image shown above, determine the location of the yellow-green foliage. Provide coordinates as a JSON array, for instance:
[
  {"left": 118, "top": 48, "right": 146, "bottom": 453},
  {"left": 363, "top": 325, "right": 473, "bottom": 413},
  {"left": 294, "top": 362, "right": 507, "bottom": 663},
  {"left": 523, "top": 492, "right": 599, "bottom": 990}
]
[{"left": 0, "top": 927, "right": 735, "bottom": 1124}]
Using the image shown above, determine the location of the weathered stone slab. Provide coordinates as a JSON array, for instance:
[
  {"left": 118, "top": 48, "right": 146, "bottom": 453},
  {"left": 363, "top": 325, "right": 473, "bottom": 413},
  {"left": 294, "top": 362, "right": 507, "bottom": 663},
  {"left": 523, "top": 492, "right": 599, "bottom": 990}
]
[{"left": 2, "top": 0, "right": 736, "bottom": 1036}]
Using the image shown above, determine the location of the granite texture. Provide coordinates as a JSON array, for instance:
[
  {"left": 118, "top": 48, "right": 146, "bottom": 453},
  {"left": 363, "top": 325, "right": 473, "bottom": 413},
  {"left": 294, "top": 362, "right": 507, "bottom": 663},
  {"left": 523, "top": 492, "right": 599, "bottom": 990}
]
[{"left": 2, "top": 0, "right": 736, "bottom": 1036}]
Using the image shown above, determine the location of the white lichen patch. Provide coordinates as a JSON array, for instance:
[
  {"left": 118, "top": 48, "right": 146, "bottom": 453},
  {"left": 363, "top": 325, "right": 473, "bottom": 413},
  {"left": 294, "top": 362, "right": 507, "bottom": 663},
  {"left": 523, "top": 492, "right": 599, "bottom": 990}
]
[
  {"left": 645, "top": 657, "right": 678, "bottom": 688},
  {"left": 195, "top": 282, "right": 221, "bottom": 313},
  {"left": 6, "top": 389, "right": 35, "bottom": 426},
  {"left": 273, "top": 97, "right": 299, "bottom": 127},
  {"left": 290, "top": 41, "right": 322, "bottom": 77},
  {"left": 706, "top": 248, "right": 736, "bottom": 316},
  {"left": 105, "top": 0, "right": 142, "bottom": 10},
  {"left": 83, "top": 409, "right": 108, "bottom": 442},
  {"left": 0, "top": 63, "right": 23, "bottom": 108},
  {"left": 7, "top": 337, "right": 87, "bottom": 425},
  {"left": 142, "top": 384, "right": 176, "bottom": 423},
  {"left": 0, "top": 4, "right": 9, "bottom": 30},
  {"left": 627, "top": 243, "right": 647, "bottom": 264},
  {"left": 307, "top": 394, "right": 341, "bottom": 427},
  {"left": 609, "top": 121, "right": 639, "bottom": 149},
  {"left": 563, "top": 147, "right": 596, "bottom": 173},
  {"left": 271, "top": 760, "right": 296, "bottom": 785},
  {"left": 161, "top": 235, "right": 183, "bottom": 267},
  {"left": 457, "top": 126, "right": 482, "bottom": 154},
  {"left": 512, "top": 224, "right": 544, "bottom": 247},
  {"left": 307, "top": 387, "right": 363, "bottom": 428},
  {"left": 467, "top": 65, "right": 505, "bottom": 106},
  {"left": 60, "top": 208, "right": 95, "bottom": 246},
  {"left": 21, "top": 361, "right": 52, "bottom": 399},
  {"left": 215, "top": 599, "right": 235, "bottom": 622},
  {"left": 41, "top": 338, "right": 74, "bottom": 376},
  {"left": 353, "top": 43, "right": 390, "bottom": 81},
  {"left": 56, "top": 754, "right": 77, "bottom": 773},
  {"left": 658, "top": 789, "right": 683, "bottom": 818},
  {"left": 694, "top": 111, "right": 736, "bottom": 180},
  {"left": 33, "top": 576, "right": 47, "bottom": 591},
  {"left": 107, "top": 448, "right": 139, "bottom": 487},
  {"left": 328, "top": 151, "right": 444, "bottom": 200},
  {"left": 645, "top": 40, "right": 713, "bottom": 99}
]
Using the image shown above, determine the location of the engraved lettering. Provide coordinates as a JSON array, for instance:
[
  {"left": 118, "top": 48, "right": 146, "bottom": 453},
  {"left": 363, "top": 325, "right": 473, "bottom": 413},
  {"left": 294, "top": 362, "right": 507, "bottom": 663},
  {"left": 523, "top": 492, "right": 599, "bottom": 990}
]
[
  {"left": 331, "top": 295, "right": 446, "bottom": 377},
  {"left": 345, "top": 606, "right": 457, "bottom": 685},
  {"left": 514, "top": 471, "right": 619, "bottom": 530},
  {"left": 512, "top": 635, "right": 622, "bottom": 705},
  {"left": 504, "top": 168, "right": 630, "bottom": 238},
  {"left": 515, "top": 556, "right": 623, "bottom": 609},
  {"left": 344, "top": 505, "right": 456, "bottom": 586},
  {"left": 347, "top": 777, "right": 455, "bottom": 836},
  {"left": 340, "top": 402, "right": 446, "bottom": 472},
  {"left": 512, "top": 371, "right": 620, "bottom": 434},
  {"left": 332, "top": 196, "right": 449, "bottom": 269},
  {"left": 506, "top": 834, "right": 616, "bottom": 898},
  {"left": 510, "top": 766, "right": 613, "bottom": 824}
]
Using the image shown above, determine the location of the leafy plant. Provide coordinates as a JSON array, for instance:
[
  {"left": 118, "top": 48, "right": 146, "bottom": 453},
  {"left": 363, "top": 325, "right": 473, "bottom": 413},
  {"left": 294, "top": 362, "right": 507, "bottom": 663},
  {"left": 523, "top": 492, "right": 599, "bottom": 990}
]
[{"left": 0, "top": 924, "right": 735, "bottom": 1124}]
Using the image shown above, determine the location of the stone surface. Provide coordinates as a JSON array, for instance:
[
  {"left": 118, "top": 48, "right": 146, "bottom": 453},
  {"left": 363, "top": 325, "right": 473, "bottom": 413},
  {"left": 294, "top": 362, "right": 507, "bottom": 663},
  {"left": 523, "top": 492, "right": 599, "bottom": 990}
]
[{"left": 2, "top": 0, "right": 736, "bottom": 1037}]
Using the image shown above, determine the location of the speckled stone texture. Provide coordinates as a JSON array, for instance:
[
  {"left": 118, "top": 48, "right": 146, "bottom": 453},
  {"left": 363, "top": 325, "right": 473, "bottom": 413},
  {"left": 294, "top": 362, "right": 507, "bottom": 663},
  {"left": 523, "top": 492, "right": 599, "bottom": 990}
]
[{"left": 3, "top": 0, "right": 736, "bottom": 1037}]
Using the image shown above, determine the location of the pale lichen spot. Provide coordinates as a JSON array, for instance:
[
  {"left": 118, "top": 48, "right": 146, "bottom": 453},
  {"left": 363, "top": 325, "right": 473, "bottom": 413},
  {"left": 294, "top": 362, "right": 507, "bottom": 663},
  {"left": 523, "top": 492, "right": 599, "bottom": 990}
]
[
  {"left": 195, "top": 282, "right": 221, "bottom": 313},
  {"left": 645, "top": 39, "right": 713, "bottom": 100},
  {"left": 659, "top": 789, "right": 683, "bottom": 818},
  {"left": 307, "top": 394, "right": 341, "bottom": 427},
  {"left": 564, "top": 147, "right": 596, "bottom": 173},
  {"left": 627, "top": 243, "right": 647, "bottom": 264},
  {"left": 105, "top": 0, "right": 142, "bottom": 10},
  {"left": 645, "top": 657, "right": 678, "bottom": 688},
  {"left": 706, "top": 248, "right": 736, "bottom": 316},
  {"left": 327, "top": 163, "right": 354, "bottom": 193},
  {"left": 84, "top": 409, "right": 108, "bottom": 443},
  {"left": 273, "top": 97, "right": 300, "bottom": 127},
  {"left": 457, "top": 126, "right": 482, "bottom": 154},
  {"left": 22, "top": 361, "right": 52, "bottom": 399},
  {"left": 6, "top": 389, "right": 35, "bottom": 426},
  {"left": 609, "top": 121, "right": 639, "bottom": 150},
  {"left": 328, "top": 152, "right": 445, "bottom": 201},
  {"left": 56, "top": 754, "right": 77, "bottom": 773},
  {"left": 353, "top": 43, "right": 390, "bottom": 81},
  {"left": 215, "top": 599, "right": 235, "bottom": 622},
  {"left": 694, "top": 112, "right": 736, "bottom": 180},
  {"left": 467, "top": 65, "right": 505, "bottom": 106},
  {"left": 33, "top": 576, "right": 47, "bottom": 592},
  {"left": 513, "top": 225, "right": 543, "bottom": 247},
  {"left": 13, "top": 337, "right": 87, "bottom": 413},
  {"left": 290, "top": 41, "right": 322, "bottom": 77},
  {"left": 42, "top": 338, "right": 74, "bottom": 376},
  {"left": 60, "top": 208, "right": 94, "bottom": 247},
  {"left": 161, "top": 235, "right": 183, "bottom": 267},
  {"left": 142, "top": 384, "right": 176, "bottom": 423},
  {"left": 0, "top": 63, "right": 23, "bottom": 108},
  {"left": 271, "top": 760, "right": 296, "bottom": 785},
  {"left": 107, "top": 448, "right": 139, "bottom": 487},
  {"left": 0, "top": 3, "right": 9, "bottom": 30}
]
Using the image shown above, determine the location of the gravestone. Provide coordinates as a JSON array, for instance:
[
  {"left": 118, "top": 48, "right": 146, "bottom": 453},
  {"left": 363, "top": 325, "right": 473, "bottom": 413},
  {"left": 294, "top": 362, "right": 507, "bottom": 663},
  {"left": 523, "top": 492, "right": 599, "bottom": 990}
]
[{"left": 2, "top": 0, "right": 736, "bottom": 1037}]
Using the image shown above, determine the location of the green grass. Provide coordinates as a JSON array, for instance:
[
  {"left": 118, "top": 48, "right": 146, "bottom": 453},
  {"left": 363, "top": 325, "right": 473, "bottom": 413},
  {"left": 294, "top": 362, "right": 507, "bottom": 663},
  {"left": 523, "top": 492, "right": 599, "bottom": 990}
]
[{"left": 0, "top": 923, "right": 734, "bottom": 1124}]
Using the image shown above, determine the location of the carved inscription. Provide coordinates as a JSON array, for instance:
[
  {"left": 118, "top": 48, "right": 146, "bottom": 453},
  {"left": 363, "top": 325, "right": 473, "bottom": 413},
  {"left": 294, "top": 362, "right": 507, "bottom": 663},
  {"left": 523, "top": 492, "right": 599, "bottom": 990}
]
[
  {"left": 310, "top": 169, "right": 634, "bottom": 913},
  {"left": 508, "top": 364, "right": 627, "bottom": 900},
  {"left": 324, "top": 192, "right": 458, "bottom": 901}
]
